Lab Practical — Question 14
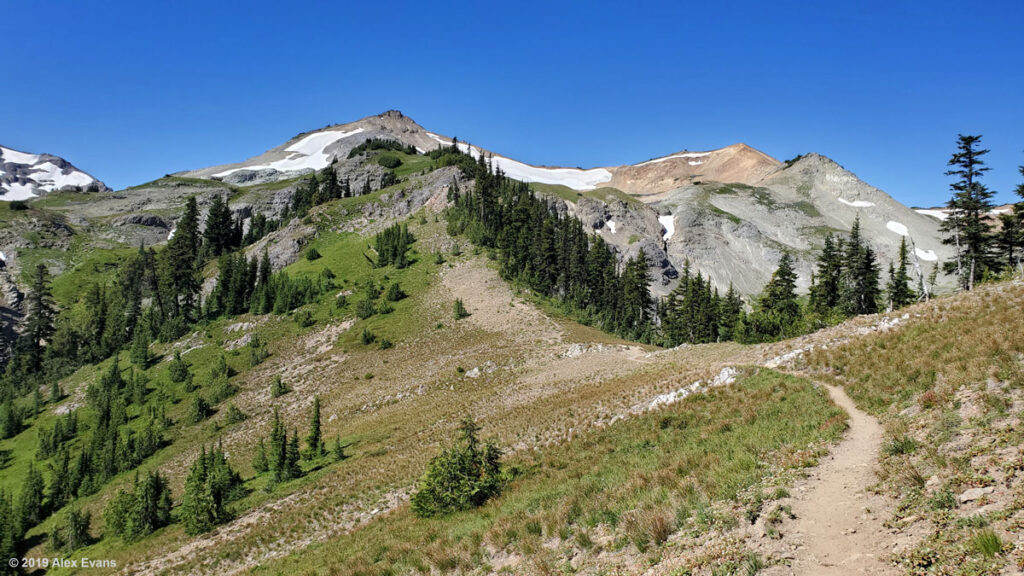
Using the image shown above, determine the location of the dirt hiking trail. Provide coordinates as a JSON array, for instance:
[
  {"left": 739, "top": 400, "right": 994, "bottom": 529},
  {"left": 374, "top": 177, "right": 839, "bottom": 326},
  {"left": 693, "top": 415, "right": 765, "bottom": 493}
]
[{"left": 760, "top": 383, "right": 898, "bottom": 576}]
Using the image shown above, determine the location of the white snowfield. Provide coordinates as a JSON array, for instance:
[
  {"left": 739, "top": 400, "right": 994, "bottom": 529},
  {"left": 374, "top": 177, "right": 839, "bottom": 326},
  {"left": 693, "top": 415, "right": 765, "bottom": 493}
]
[
  {"left": 606, "top": 220, "right": 617, "bottom": 234},
  {"left": 1, "top": 146, "right": 40, "bottom": 165},
  {"left": 31, "top": 161, "right": 94, "bottom": 190},
  {"left": 427, "top": 133, "right": 612, "bottom": 191},
  {"left": 3, "top": 183, "right": 38, "bottom": 201},
  {"left": 915, "top": 248, "right": 938, "bottom": 262},
  {"left": 635, "top": 151, "right": 711, "bottom": 167},
  {"left": 886, "top": 221, "right": 909, "bottom": 236},
  {"left": 214, "top": 128, "right": 366, "bottom": 177},
  {"left": 838, "top": 198, "right": 875, "bottom": 208},
  {"left": 659, "top": 214, "right": 675, "bottom": 240},
  {"left": 1, "top": 146, "right": 96, "bottom": 199},
  {"left": 915, "top": 209, "right": 949, "bottom": 220}
]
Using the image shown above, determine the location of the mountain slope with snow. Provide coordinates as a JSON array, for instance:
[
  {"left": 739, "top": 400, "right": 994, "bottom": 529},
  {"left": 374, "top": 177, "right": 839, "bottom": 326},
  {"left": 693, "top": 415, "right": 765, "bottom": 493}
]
[
  {"left": 175, "top": 110, "right": 956, "bottom": 296},
  {"left": 0, "top": 145, "right": 107, "bottom": 200}
]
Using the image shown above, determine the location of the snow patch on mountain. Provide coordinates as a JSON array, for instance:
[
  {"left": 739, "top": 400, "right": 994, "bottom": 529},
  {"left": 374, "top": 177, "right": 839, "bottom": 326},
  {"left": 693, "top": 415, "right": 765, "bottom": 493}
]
[
  {"left": 915, "top": 248, "right": 938, "bottom": 261},
  {"left": 1, "top": 145, "right": 103, "bottom": 199},
  {"left": 635, "top": 151, "right": 711, "bottom": 167},
  {"left": 838, "top": 198, "right": 875, "bottom": 208},
  {"left": 214, "top": 128, "right": 366, "bottom": 177},
  {"left": 659, "top": 214, "right": 675, "bottom": 240},
  {"left": 606, "top": 220, "right": 617, "bottom": 234},
  {"left": 916, "top": 209, "right": 949, "bottom": 220},
  {"left": 886, "top": 221, "right": 909, "bottom": 236},
  {"left": 426, "top": 133, "right": 611, "bottom": 190}
]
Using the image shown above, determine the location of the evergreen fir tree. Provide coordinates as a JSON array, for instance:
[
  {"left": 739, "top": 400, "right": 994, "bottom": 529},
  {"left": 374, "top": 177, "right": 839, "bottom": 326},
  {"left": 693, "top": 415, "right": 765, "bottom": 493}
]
[
  {"left": 16, "top": 462, "right": 46, "bottom": 534},
  {"left": 0, "top": 490, "right": 17, "bottom": 569},
  {"left": 129, "top": 327, "right": 150, "bottom": 368},
  {"left": 886, "top": 237, "right": 916, "bottom": 309},
  {"left": 252, "top": 438, "right": 269, "bottom": 473},
  {"left": 809, "top": 233, "right": 843, "bottom": 314},
  {"left": 940, "top": 134, "right": 996, "bottom": 289},
  {"left": 168, "top": 351, "right": 189, "bottom": 383},
  {"left": 742, "top": 253, "right": 801, "bottom": 342},
  {"left": 305, "top": 396, "right": 324, "bottom": 459},
  {"left": 332, "top": 436, "right": 347, "bottom": 461},
  {"left": 286, "top": 431, "right": 302, "bottom": 479}
]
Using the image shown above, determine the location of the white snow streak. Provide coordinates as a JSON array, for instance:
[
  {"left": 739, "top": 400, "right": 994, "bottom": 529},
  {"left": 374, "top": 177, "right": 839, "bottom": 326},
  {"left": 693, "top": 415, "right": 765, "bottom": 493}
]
[
  {"left": 838, "top": 198, "right": 875, "bottom": 208},
  {"left": 658, "top": 214, "right": 675, "bottom": 240},
  {"left": 915, "top": 209, "right": 949, "bottom": 220},
  {"left": 635, "top": 151, "right": 711, "bottom": 167},
  {"left": 915, "top": 248, "right": 938, "bottom": 262},
  {"left": 426, "top": 133, "right": 612, "bottom": 190}
]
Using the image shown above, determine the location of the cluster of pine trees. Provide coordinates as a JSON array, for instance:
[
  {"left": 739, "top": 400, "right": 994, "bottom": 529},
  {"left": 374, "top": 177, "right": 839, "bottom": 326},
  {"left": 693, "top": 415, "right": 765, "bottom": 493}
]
[
  {"left": 659, "top": 264, "right": 743, "bottom": 345},
  {"left": 252, "top": 396, "right": 341, "bottom": 486},
  {"left": 1, "top": 196, "right": 280, "bottom": 397},
  {"left": 180, "top": 444, "right": 244, "bottom": 535},
  {"left": 373, "top": 222, "right": 414, "bottom": 268},
  {"left": 103, "top": 470, "right": 172, "bottom": 541},
  {"left": 442, "top": 143, "right": 656, "bottom": 341},
  {"left": 348, "top": 138, "right": 418, "bottom": 159}
]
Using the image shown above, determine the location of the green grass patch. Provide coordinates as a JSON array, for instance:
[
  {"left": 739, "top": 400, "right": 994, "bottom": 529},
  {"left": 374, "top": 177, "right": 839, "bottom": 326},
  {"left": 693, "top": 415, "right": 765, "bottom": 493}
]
[{"left": 251, "top": 368, "right": 846, "bottom": 574}]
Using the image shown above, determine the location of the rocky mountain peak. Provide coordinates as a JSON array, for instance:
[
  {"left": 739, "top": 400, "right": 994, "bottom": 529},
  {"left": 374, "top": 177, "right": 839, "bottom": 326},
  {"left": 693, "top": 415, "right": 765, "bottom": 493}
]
[{"left": 0, "top": 145, "right": 108, "bottom": 200}]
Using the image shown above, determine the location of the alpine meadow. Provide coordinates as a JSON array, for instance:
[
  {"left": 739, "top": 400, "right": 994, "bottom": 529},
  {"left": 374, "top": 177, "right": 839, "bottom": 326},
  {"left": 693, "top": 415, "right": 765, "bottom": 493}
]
[{"left": 2, "top": 2, "right": 1024, "bottom": 575}]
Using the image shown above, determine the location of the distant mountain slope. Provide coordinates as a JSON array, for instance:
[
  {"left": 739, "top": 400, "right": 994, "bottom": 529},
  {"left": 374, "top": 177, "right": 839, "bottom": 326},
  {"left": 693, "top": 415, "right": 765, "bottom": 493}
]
[
  {"left": 177, "top": 110, "right": 955, "bottom": 295},
  {"left": 0, "top": 145, "right": 108, "bottom": 199}
]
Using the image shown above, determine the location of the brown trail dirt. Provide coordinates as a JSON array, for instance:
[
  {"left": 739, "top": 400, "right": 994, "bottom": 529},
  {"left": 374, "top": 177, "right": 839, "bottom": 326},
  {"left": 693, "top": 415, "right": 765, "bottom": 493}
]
[{"left": 759, "top": 383, "right": 897, "bottom": 576}]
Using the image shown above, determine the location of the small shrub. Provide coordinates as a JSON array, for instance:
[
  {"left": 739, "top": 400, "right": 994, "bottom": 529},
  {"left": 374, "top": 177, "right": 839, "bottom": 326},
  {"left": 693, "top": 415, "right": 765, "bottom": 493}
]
[
  {"left": 884, "top": 435, "right": 917, "bottom": 456},
  {"left": 332, "top": 437, "right": 348, "bottom": 461},
  {"left": 356, "top": 298, "right": 376, "bottom": 319},
  {"left": 248, "top": 336, "right": 269, "bottom": 366},
  {"left": 224, "top": 404, "right": 248, "bottom": 424},
  {"left": 335, "top": 293, "right": 348, "bottom": 309},
  {"left": 453, "top": 298, "right": 469, "bottom": 319},
  {"left": 928, "top": 488, "right": 957, "bottom": 511},
  {"left": 410, "top": 417, "right": 503, "bottom": 518},
  {"left": 968, "top": 528, "right": 1003, "bottom": 558},
  {"left": 360, "top": 328, "right": 377, "bottom": 345},
  {"left": 168, "top": 351, "right": 190, "bottom": 383},
  {"left": 294, "top": 310, "right": 315, "bottom": 327},
  {"left": 187, "top": 396, "right": 211, "bottom": 424},
  {"left": 305, "top": 247, "right": 321, "bottom": 261},
  {"left": 270, "top": 376, "right": 290, "bottom": 398},
  {"left": 385, "top": 283, "right": 406, "bottom": 302},
  {"left": 207, "top": 373, "right": 238, "bottom": 404},
  {"left": 378, "top": 338, "right": 393, "bottom": 350},
  {"left": 8, "top": 200, "right": 29, "bottom": 211}
]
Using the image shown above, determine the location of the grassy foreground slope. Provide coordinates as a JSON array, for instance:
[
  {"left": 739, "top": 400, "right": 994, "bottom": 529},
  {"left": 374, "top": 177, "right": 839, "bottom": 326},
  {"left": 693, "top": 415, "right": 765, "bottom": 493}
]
[
  {"left": 805, "top": 281, "right": 1024, "bottom": 574},
  {"left": 253, "top": 369, "right": 845, "bottom": 575}
]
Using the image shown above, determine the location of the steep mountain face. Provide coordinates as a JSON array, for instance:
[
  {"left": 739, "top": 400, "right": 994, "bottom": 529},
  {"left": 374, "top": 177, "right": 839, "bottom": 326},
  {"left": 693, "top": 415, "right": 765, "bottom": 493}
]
[
  {"left": 3, "top": 110, "right": 954, "bottom": 301},
  {"left": 605, "top": 143, "right": 781, "bottom": 199},
  {"left": 176, "top": 110, "right": 954, "bottom": 296},
  {"left": 0, "top": 145, "right": 108, "bottom": 199}
]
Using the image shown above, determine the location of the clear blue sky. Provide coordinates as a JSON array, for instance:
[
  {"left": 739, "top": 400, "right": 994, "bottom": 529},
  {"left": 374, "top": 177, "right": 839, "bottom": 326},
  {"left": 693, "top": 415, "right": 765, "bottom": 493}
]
[{"left": 3, "top": 0, "right": 1022, "bottom": 207}]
